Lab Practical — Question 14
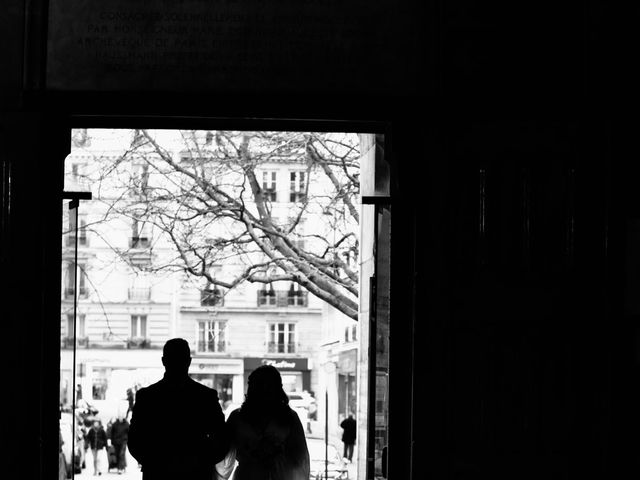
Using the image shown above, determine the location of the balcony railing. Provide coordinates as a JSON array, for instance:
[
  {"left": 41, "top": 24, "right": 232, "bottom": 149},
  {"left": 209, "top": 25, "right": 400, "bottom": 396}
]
[
  {"left": 129, "top": 237, "right": 151, "bottom": 249},
  {"left": 267, "top": 342, "right": 296, "bottom": 354},
  {"left": 201, "top": 289, "right": 224, "bottom": 306},
  {"left": 289, "top": 192, "right": 307, "bottom": 203},
  {"left": 128, "top": 287, "right": 151, "bottom": 301},
  {"left": 196, "top": 341, "right": 226, "bottom": 353},
  {"left": 126, "top": 337, "right": 150, "bottom": 349},
  {"left": 257, "top": 290, "right": 308, "bottom": 307},
  {"left": 65, "top": 235, "right": 88, "bottom": 247},
  {"left": 62, "top": 337, "right": 89, "bottom": 349},
  {"left": 287, "top": 291, "right": 308, "bottom": 306},
  {"left": 64, "top": 287, "right": 88, "bottom": 299},
  {"left": 262, "top": 189, "right": 277, "bottom": 202}
]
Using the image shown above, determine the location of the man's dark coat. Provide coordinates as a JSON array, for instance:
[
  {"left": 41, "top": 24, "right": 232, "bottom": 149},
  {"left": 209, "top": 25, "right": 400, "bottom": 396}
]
[{"left": 128, "top": 375, "right": 226, "bottom": 480}]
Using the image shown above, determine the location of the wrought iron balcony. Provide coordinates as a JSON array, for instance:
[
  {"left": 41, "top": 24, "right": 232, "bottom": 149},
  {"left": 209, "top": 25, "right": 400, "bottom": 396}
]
[
  {"left": 128, "top": 287, "right": 151, "bottom": 301},
  {"left": 129, "top": 237, "right": 151, "bottom": 249},
  {"left": 257, "top": 290, "right": 308, "bottom": 307},
  {"left": 62, "top": 337, "right": 89, "bottom": 349},
  {"left": 126, "top": 337, "right": 150, "bottom": 349},
  {"left": 201, "top": 289, "right": 224, "bottom": 306},
  {"left": 267, "top": 341, "right": 296, "bottom": 354},
  {"left": 65, "top": 235, "right": 88, "bottom": 247},
  {"left": 262, "top": 188, "right": 277, "bottom": 202},
  {"left": 196, "top": 341, "right": 226, "bottom": 353},
  {"left": 64, "top": 287, "right": 88, "bottom": 299}
]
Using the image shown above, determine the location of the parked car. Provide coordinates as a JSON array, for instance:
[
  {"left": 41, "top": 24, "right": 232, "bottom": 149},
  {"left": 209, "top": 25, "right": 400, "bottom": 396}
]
[
  {"left": 307, "top": 438, "right": 349, "bottom": 480},
  {"left": 287, "top": 391, "right": 315, "bottom": 410},
  {"left": 287, "top": 391, "right": 316, "bottom": 423},
  {"left": 59, "top": 412, "right": 82, "bottom": 478}
]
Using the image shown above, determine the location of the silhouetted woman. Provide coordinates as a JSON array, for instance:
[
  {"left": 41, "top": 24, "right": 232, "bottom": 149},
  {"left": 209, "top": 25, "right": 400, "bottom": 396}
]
[{"left": 218, "top": 365, "right": 310, "bottom": 480}]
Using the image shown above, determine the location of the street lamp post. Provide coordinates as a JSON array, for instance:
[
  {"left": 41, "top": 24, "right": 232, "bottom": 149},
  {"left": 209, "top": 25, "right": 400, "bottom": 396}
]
[
  {"left": 325, "top": 389, "right": 329, "bottom": 480},
  {"left": 323, "top": 361, "right": 336, "bottom": 480}
]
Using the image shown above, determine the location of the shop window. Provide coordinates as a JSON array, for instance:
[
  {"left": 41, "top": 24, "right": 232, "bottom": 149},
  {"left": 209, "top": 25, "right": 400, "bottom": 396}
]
[
  {"left": 268, "top": 322, "right": 296, "bottom": 353},
  {"left": 92, "top": 368, "right": 108, "bottom": 400},
  {"left": 197, "top": 320, "right": 227, "bottom": 353}
]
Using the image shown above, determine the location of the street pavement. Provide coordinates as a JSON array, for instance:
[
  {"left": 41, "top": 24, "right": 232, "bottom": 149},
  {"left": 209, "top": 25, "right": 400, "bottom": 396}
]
[
  {"left": 72, "top": 435, "right": 357, "bottom": 480},
  {"left": 73, "top": 448, "right": 141, "bottom": 480}
]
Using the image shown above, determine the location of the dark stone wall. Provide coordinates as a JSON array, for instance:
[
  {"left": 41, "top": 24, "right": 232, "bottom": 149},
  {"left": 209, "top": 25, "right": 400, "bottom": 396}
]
[{"left": 2, "top": 1, "right": 639, "bottom": 479}]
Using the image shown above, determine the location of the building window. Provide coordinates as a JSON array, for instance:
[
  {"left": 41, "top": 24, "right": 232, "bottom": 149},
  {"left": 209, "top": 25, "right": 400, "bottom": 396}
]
[
  {"left": 130, "top": 217, "right": 151, "bottom": 248},
  {"left": 129, "top": 273, "right": 151, "bottom": 301},
  {"left": 64, "top": 262, "right": 87, "bottom": 299},
  {"left": 352, "top": 324, "right": 357, "bottom": 341},
  {"left": 201, "top": 284, "right": 224, "bottom": 306},
  {"left": 287, "top": 283, "right": 308, "bottom": 307},
  {"left": 131, "top": 162, "right": 149, "bottom": 196},
  {"left": 78, "top": 219, "right": 88, "bottom": 246},
  {"left": 197, "top": 320, "right": 226, "bottom": 353},
  {"left": 262, "top": 171, "right": 278, "bottom": 202},
  {"left": 289, "top": 171, "right": 307, "bottom": 202},
  {"left": 66, "top": 314, "right": 86, "bottom": 338},
  {"left": 63, "top": 314, "right": 87, "bottom": 348},
  {"left": 66, "top": 215, "right": 88, "bottom": 247},
  {"left": 128, "top": 286, "right": 151, "bottom": 301},
  {"left": 268, "top": 323, "right": 296, "bottom": 353},
  {"left": 130, "top": 314, "right": 147, "bottom": 339},
  {"left": 258, "top": 285, "right": 277, "bottom": 306}
]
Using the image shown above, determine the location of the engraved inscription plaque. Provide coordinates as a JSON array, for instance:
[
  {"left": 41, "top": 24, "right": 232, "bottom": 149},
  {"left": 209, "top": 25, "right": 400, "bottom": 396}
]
[{"left": 47, "top": 0, "right": 405, "bottom": 93}]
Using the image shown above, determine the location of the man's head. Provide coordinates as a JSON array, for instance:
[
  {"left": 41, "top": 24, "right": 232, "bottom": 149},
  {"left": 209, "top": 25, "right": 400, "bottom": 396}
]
[{"left": 161, "top": 338, "right": 192, "bottom": 375}]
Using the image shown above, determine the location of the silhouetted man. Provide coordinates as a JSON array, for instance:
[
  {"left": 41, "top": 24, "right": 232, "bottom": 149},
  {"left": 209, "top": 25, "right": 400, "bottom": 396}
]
[
  {"left": 340, "top": 414, "right": 356, "bottom": 462},
  {"left": 128, "top": 338, "right": 227, "bottom": 480}
]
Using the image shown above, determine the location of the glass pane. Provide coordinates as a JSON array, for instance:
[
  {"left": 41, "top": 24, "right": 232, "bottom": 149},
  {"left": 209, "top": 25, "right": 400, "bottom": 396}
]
[
  {"left": 60, "top": 200, "right": 82, "bottom": 480},
  {"left": 140, "top": 315, "right": 147, "bottom": 336},
  {"left": 373, "top": 205, "right": 391, "bottom": 479},
  {"left": 60, "top": 128, "right": 370, "bottom": 479}
]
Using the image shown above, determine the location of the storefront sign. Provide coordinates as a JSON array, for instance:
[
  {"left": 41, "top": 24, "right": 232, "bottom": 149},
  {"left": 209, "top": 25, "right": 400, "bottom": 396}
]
[
  {"left": 244, "top": 357, "right": 308, "bottom": 371},
  {"left": 337, "top": 349, "right": 357, "bottom": 373}
]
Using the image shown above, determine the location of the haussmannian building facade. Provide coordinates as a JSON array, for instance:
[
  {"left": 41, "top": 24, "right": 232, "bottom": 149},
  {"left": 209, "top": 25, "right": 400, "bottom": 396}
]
[{"left": 59, "top": 129, "right": 359, "bottom": 425}]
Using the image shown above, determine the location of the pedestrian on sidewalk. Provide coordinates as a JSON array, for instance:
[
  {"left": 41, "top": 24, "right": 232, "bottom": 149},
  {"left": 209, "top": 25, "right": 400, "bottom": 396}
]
[
  {"left": 110, "top": 414, "right": 130, "bottom": 474},
  {"left": 86, "top": 419, "right": 108, "bottom": 476},
  {"left": 340, "top": 413, "right": 356, "bottom": 463},
  {"left": 217, "top": 365, "right": 310, "bottom": 480}
]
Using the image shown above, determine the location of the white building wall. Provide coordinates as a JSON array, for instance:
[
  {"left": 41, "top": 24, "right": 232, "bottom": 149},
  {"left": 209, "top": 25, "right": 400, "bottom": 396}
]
[{"left": 60, "top": 128, "right": 357, "bottom": 439}]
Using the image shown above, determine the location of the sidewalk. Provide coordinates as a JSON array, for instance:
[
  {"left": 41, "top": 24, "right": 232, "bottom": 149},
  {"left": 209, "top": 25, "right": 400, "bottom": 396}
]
[
  {"left": 72, "top": 435, "right": 358, "bottom": 480},
  {"left": 73, "top": 448, "right": 141, "bottom": 480}
]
